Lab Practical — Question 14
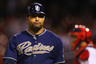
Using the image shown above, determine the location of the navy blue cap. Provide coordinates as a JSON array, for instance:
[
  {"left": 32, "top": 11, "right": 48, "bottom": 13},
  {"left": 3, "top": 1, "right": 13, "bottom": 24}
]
[
  {"left": 27, "top": 2, "right": 45, "bottom": 16},
  {"left": 70, "top": 28, "right": 82, "bottom": 32}
]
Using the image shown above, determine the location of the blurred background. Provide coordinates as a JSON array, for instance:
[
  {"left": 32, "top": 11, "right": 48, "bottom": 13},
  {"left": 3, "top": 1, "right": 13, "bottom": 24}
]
[{"left": 0, "top": 0, "right": 96, "bottom": 64}]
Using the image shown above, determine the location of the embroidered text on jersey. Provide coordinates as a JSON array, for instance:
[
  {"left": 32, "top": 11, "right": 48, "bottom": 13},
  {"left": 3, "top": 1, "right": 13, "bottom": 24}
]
[{"left": 17, "top": 41, "right": 54, "bottom": 55}]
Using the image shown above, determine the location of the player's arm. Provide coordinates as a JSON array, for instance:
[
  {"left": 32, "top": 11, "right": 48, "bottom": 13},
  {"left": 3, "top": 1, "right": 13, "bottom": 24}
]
[
  {"left": 3, "top": 36, "right": 17, "bottom": 64},
  {"left": 4, "top": 59, "right": 15, "bottom": 64},
  {"left": 54, "top": 36, "right": 65, "bottom": 64}
]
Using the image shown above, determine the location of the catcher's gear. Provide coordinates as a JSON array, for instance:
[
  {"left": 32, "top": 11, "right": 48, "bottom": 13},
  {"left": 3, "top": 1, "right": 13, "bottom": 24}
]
[{"left": 69, "top": 25, "right": 92, "bottom": 50}]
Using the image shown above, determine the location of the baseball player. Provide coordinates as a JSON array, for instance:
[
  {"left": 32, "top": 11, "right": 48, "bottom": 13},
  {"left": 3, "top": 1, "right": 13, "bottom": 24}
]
[
  {"left": 3, "top": 2, "right": 65, "bottom": 64},
  {"left": 69, "top": 25, "right": 96, "bottom": 64}
]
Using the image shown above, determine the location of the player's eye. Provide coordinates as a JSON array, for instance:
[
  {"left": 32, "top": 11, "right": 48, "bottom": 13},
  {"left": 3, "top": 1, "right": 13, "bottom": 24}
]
[
  {"left": 30, "top": 13, "right": 45, "bottom": 18},
  {"left": 30, "top": 14, "right": 37, "bottom": 18},
  {"left": 38, "top": 14, "right": 45, "bottom": 18}
]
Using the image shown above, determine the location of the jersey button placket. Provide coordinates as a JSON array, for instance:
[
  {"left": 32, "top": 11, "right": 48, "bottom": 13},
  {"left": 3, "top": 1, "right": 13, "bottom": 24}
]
[
  {"left": 35, "top": 41, "right": 37, "bottom": 43},
  {"left": 34, "top": 55, "right": 36, "bottom": 57}
]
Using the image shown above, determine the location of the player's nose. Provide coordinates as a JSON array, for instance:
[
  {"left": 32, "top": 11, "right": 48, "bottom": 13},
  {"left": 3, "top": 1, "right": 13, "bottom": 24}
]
[{"left": 35, "top": 17, "right": 39, "bottom": 21}]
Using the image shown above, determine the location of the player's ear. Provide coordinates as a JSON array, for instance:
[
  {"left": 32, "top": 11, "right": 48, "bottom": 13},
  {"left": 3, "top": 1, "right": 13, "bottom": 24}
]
[
  {"left": 44, "top": 16, "right": 46, "bottom": 22},
  {"left": 26, "top": 17, "right": 29, "bottom": 23}
]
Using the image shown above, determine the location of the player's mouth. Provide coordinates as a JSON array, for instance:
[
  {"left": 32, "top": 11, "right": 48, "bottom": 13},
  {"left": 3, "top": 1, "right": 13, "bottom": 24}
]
[
  {"left": 35, "top": 22, "right": 40, "bottom": 24},
  {"left": 34, "top": 22, "right": 41, "bottom": 25}
]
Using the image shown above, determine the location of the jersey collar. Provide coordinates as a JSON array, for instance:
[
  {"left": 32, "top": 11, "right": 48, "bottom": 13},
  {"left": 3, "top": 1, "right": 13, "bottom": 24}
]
[{"left": 26, "top": 28, "right": 46, "bottom": 36}]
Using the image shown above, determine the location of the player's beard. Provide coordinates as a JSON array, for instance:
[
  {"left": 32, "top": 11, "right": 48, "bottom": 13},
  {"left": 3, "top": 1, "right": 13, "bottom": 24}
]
[{"left": 29, "top": 23, "right": 43, "bottom": 33}]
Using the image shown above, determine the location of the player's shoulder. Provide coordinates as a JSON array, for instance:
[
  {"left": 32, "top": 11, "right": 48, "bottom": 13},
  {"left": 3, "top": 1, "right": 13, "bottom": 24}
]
[
  {"left": 46, "top": 29, "right": 61, "bottom": 40},
  {"left": 13, "top": 30, "right": 27, "bottom": 38},
  {"left": 85, "top": 46, "right": 95, "bottom": 50},
  {"left": 85, "top": 46, "right": 96, "bottom": 54}
]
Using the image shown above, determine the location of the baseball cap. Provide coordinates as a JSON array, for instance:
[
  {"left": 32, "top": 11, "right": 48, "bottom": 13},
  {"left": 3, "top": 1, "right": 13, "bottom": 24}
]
[{"left": 27, "top": 2, "right": 45, "bottom": 16}]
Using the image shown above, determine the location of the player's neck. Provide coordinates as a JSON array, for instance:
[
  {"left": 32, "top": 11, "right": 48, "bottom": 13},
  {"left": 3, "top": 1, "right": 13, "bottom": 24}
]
[{"left": 28, "top": 27, "right": 44, "bottom": 35}]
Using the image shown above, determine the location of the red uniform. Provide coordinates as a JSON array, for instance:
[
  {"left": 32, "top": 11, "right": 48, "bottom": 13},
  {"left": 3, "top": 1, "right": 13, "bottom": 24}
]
[
  {"left": 74, "top": 43, "right": 95, "bottom": 64},
  {"left": 69, "top": 25, "right": 96, "bottom": 64}
]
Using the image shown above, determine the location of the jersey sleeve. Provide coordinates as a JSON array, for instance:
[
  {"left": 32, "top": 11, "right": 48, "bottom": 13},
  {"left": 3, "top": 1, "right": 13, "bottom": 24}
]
[
  {"left": 54, "top": 36, "right": 65, "bottom": 64},
  {"left": 79, "top": 50, "right": 89, "bottom": 60},
  {"left": 3, "top": 36, "right": 17, "bottom": 61},
  {"left": 4, "top": 59, "right": 15, "bottom": 64}
]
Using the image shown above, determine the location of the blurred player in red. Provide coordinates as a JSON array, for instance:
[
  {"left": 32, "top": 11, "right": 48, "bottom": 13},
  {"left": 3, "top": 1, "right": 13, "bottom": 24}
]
[{"left": 69, "top": 25, "right": 96, "bottom": 64}]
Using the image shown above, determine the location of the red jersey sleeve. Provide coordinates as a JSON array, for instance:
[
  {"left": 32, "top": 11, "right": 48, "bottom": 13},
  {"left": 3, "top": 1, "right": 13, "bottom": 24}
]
[{"left": 79, "top": 50, "right": 89, "bottom": 60}]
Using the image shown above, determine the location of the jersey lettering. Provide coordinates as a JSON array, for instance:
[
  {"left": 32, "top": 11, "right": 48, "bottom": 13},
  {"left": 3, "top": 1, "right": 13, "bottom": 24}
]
[{"left": 17, "top": 41, "right": 54, "bottom": 55}]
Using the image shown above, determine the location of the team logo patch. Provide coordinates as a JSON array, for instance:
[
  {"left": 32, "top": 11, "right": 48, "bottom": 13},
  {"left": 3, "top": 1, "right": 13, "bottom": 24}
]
[
  {"left": 17, "top": 41, "right": 54, "bottom": 55},
  {"left": 35, "top": 5, "right": 40, "bottom": 11}
]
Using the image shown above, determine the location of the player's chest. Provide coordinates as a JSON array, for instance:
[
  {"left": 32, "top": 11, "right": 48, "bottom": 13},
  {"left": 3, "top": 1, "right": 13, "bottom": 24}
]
[{"left": 16, "top": 37, "right": 55, "bottom": 56}]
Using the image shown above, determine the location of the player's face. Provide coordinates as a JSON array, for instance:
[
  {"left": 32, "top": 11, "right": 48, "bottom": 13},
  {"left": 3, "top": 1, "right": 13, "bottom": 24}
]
[
  {"left": 69, "top": 33, "right": 78, "bottom": 48},
  {"left": 27, "top": 13, "right": 45, "bottom": 30}
]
